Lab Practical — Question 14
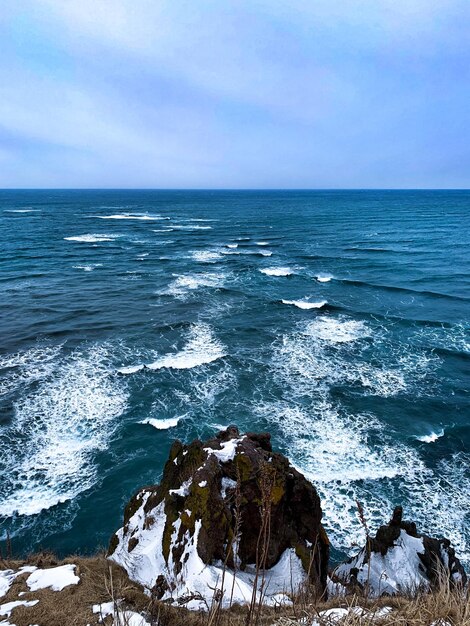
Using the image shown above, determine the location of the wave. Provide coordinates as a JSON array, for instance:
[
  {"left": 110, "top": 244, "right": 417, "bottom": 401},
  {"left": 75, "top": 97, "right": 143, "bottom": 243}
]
[
  {"left": 116, "top": 364, "right": 145, "bottom": 375},
  {"left": 226, "top": 243, "right": 238, "bottom": 249},
  {"left": 139, "top": 416, "right": 184, "bottom": 430},
  {"left": 315, "top": 274, "right": 333, "bottom": 283},
  {"left": 64, "top": 234, "right": 116, "bottom": 243},
  {"left": 0, "top": 344, "right": 128, "bottom": 517},
  {"left": 93, "top": 213, "right": 168, "bottom": 221},
  {"left": 281, "top": 300, "right": 328, "bottom": 310},
  {"left": 4, "top": 209, "right": 38, "bottom": 213},
  {"left": 415, "top": 429, "right": 444, "bottom": 443},
  {"left": 73, "top": 264, "right": 103, "bottom": 272},
  {"left": 340, "top": 279, "right": 469, "bottom": 302},
  {"left": 260, "top": 267, "right": 294, "bottom": 277},
  {"left": 191, "top": 250, "right": 223, "bottom": 263},
  {"left": 161, "top": 272, "right": 226, "bottom": 298},
  {"left": 170, "top": 224, "right": 212, "bottom": 230},
  {"left": 256, "top": 241, "right": 270, "bottom": 246},
  {"left": 146, "top": 324, "right": 226, "bottom": 370}
]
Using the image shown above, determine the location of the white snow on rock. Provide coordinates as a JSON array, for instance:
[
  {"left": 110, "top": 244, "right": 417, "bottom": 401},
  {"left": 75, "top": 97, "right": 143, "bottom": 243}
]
[
  {"left": 26, "top": 564, "right": 80, "bottom": 592},
  {"left": 204, "top": 437, "right": 243, "bottom": 463},
  {"left": 221, "top": 477, "right": 237, "bottom": 499},
  {"left": 109, "top": 490, "right": 307, "bottom": 610},
  {"left": 333, "top": 530, "right": 428, "bottom": 595}
]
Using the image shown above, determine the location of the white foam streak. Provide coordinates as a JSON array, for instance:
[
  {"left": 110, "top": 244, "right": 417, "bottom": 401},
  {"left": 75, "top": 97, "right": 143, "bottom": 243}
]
[
  {"left": 64, "top": 234, "right": 115, "bottom": 243},
  {"left": 282, "top": 300, "right": 327, "bottom": 310},
  {"left": 140, "top": 416, "right": 183, "bottom": 430},
  {"left": 260, "top": 267, "right": 293, "bottom": 276},
  {"left": 93, "top": 213, "right": 166, "bottom": 221},
  {"left": 316, "top": 273, "right": 334, "bottom": 283}
]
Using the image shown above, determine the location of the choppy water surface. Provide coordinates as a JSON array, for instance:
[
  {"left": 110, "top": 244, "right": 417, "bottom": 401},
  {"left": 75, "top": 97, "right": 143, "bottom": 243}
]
[{"left": 0, "top": 190, "right": 468, "bottom": 563}]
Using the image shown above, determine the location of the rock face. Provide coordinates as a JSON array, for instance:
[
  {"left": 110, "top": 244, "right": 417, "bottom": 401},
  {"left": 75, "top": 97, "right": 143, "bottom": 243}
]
[
  {"left": 108, "top": 426, "right": 329, "bottom": 609},
  {"left": 333, "top": 506, "right": 467, "bottom": 596}
]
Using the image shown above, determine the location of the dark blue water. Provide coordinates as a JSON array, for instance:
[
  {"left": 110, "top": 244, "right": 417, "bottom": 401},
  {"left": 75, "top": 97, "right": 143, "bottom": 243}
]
[{"left": 0, "top": 190, "right": 469, "bottom": 564}]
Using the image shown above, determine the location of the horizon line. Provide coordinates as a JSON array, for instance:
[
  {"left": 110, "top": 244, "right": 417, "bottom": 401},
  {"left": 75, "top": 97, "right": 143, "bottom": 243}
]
[{"left": 1, "top": 187, "right": 470, "bottom": 192}]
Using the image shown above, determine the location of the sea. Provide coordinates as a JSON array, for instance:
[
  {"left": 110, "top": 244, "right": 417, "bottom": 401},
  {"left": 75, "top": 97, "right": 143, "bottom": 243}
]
[{"left": 0, "top": 189, "right": 468, "bottom": 565}]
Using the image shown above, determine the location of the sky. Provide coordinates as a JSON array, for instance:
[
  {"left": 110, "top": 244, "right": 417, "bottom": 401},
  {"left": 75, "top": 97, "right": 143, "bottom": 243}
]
[{"left": 0, "top": 0, "right": 469, "bottom": 189}]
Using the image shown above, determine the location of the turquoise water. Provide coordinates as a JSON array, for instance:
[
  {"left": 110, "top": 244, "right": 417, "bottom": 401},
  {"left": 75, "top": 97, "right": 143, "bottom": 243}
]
[{"left": 0, "top": 190, "right": 469, "bottom": 564}]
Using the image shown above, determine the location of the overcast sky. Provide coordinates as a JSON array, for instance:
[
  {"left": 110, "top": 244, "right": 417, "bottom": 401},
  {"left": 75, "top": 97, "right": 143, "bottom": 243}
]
[{"left": 1, "top": 0, "right": 469, "bottom": 188}]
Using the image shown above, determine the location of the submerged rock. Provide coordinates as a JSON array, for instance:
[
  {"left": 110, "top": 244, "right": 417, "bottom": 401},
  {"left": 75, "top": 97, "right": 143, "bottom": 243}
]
[
  {"left": 333, "top": 506, "right": 467, "bottom": 596},
  {"left": 108, "top": 426, "right": 329, "bottom": 609}
]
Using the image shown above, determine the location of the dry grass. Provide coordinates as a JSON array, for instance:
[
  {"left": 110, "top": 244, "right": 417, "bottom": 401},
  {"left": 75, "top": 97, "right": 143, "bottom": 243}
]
[{"left": 1, "top": 553, "right": 469, "bottom": 625}]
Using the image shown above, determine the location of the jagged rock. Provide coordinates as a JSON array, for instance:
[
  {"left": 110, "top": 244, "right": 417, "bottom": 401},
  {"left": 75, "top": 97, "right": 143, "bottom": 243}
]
[
  {"left": 108, "top": 427, "right": 329, "bottom": 609},
  {"left": 333, "top": 506, "right": 467, "bottom": 596}
]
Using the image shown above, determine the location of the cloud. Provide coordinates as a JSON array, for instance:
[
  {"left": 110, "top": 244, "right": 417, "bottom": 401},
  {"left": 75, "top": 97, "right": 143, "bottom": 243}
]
[{"left": 0, "top": 0, "right": 469, "bottom": 187}]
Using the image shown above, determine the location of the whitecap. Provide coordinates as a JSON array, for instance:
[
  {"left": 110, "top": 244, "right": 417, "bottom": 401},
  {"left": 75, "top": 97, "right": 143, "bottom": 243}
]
[
  {"left": 117, "top": 364, "right": 145, "bottom": 375},
  {"left": 4, "top": 209, "right": 37, "bottom": 213},
  {"left": 226, "top": 243, "right": 238, "bottom": 249},
  {"left": 140, "top": 416, "right": 184, "bottom": 430},
  {"left": 93, "top": 213, "right": 167, "bottom": 221},
  {"left": 73, "top": 264, "right": 103, "bottom": 272},
  {"left": 304, "top": 317, "right": 370, "bottom": 343},
  {"left": 64, "top": 234, "right": 115, "bottom": 243},
  {"left": 260, "top": 267, "right": 293, "bottom": 277},
  {"left": 259, "top": 250, "right": 273, "bottom": 257},
  {"left": 282, "top": 300, "right": 327, "bottom": 310},
  {"left": 191, "top": 250, "right": 223, "bottom": 263},
  {"left": 146, "top": 324, "right": 226, "bottom": 370},
  {"left": 162, "top": 272, "right": 226, "bottom": 298},
  {"left": 170, "top": 224, "right": 212, "bottom": 230},
  {"left": 316, "top": 273, "right": 333, "bottom": 283},
  {"left": 415, "top": 429, "right": 444, "bottom": 443}
]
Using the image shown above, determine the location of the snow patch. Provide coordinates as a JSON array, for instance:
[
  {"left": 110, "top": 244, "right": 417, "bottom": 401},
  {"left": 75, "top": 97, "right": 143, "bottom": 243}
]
[{"left": 26, "top": 565, "right": 80, "bottom": 592}]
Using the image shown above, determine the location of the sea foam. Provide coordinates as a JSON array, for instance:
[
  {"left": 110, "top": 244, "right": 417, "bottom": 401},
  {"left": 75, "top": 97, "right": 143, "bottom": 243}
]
[
  {"left": 0, "top": 344, "right": 127, "bottom": 517},
  {"left": 64, "top": 234, "right": 115, "bottom": 243},
  {"left": 140, "top": 416, "right": 184, "bottom": 430},
  {"left": 282, "top": 300, "right": 327, "bottom": 310},
  {"left": 260, "top": 267, "right": 294, "bottom": 277},
  {"left": 146, "top": 324, "right": 226, "bottom": 370}
]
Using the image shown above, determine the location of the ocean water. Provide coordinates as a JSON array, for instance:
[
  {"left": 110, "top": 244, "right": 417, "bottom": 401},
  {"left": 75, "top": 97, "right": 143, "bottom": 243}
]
[{"left": 0, "top": 189, "right": 469, "bottom": 565}]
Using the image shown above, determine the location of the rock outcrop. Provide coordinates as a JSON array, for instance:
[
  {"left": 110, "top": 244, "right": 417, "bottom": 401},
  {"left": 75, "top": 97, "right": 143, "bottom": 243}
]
[
  {"left": 108, "top": 426, "right": 329, "bottom": 609},
  {"left": 333, "top": 506, "right": 467, "bottom": 596}
]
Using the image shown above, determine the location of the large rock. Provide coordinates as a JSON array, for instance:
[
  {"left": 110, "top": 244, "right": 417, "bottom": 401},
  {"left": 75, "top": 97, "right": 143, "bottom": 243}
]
[
  {"left": 108, "top": 427, "right": 329, "bottom": 609},
  {"left": 333, "top": 506, "right": 467, "bottom": 596}
]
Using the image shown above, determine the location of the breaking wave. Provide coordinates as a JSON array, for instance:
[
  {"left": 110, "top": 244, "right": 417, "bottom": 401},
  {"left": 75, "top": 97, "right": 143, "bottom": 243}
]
[
  {"left": 260, "top": 267, "right": 294, "bottom": 277},
  {"left": 64, "top": 234, "right": 116, "bottom": 243},
  {"left": 146, "top": 324, "right": 226, "bottom": 370},
  {"left": 281, "top": 300, "right": 327, "bottom": 310}
]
